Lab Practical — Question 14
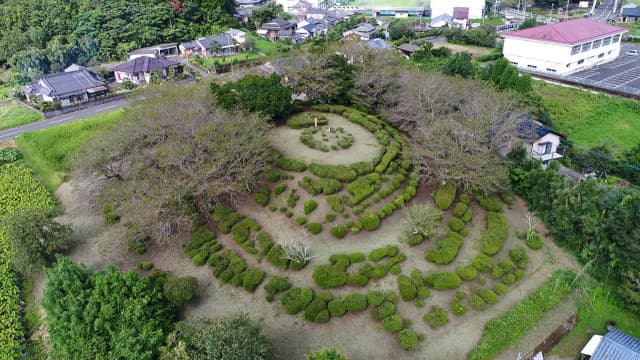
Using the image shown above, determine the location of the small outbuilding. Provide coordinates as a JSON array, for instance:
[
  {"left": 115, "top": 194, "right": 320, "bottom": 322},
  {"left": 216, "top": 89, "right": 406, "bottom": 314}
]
[
  {"left": 622, "top": 6, "right": 640, "bottom": 22},
  {"left": 517, "top": 120, "right": 564, "bottom": 167},
  {"left": 128, "top": 43, "right": 178, "bottom": 60},
  {"left": 398, "top": 43, "right": 420, "bottom": 58},
  {"left": 581, "top": 329, "right": 640, "bottom": 360}
]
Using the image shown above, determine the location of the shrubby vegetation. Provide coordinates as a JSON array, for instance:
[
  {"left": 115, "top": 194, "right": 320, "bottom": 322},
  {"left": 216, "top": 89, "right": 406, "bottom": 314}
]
[
  {"left": 480, "top": 212, "right": 508, "bottom": 256},
  {"left": 211, "top": 74, "right": 292, "bottom": 119}
]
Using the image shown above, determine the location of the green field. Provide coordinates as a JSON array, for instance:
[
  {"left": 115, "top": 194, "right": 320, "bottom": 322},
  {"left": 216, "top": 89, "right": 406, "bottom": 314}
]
[
  {"left": 0, "top": 104, "right": 43, "bottom": 131},
  {"left": 16, "top": 109, "right": 124, "bottom": 191},
  {"left": 196, "top": 52, "right": 262, "bottom": 68},
  {"left": 535, "top": 82, "right": 640, "bottom": 152}
]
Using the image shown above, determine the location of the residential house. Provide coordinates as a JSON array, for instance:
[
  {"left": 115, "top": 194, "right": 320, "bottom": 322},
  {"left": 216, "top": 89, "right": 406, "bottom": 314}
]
[
  {"left": 581, "top": 329, "right": 640, "bottom": 360},
  {"left": 225, "top": 28, "right": 247, "bottom": 44},
  {"left": 112, "top": 56, "right": 180, "bottom": 85},
  {"left": 398, "top": 43, "right": 420, "bottom": 58},
  {"left": 236, "top": 7, "right": 254, "bottom": 23},
  {"left": 517, "top": 120, "right": 564, "bottom": 167},
  {"left": 342, "top": 23, "right": 377, "bottom": 40},
  {"left": 430, "top": 13, "right": 454, "bottom": 28},
  {"left": 452, "top": 7, "right": 470, "bottom": 29},
  {"left": 289, "top": 0, "right": 314, "bottom": 20},
  {"left": 621, "top": 6, "right": 640, "bottom": 22},
  {"left": 294, "top": 19, "right": 327, "bottom": 41},
  {"left": 179, "top": 34, "right": 240, "bottom": 57},
  {"left": 236, "top": 0, "right": 266, "bottom": 7},
  {"left": 307, "top": 8, "right": 328, "bottom": 20},
  {"left": 128, "top": 43, "right": 178, "bottom": 60},
  {"left": 366, "top": 39, "right": 393, "bottom": 51},
  {"left": 258, "top": 18, "right": 295, "bottom": 41},
  {"left": 22, "top": 65, "right": 108, "bottom": 107},
  {"left": 411, "top": 20, "right": 430, "bottom": 32}
]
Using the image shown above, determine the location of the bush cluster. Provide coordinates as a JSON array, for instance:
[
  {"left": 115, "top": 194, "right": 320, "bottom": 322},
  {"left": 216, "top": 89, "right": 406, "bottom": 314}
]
[
  {"left": 102, "top": 202, "right": 120, "bottom": 224},
  {"left": 266, "top": 244, "right": 289, "bottom": 270},
  {"left": 526, "top": 233, "right": 544, "bottom": 250},
  {"left": 397, "top": 329, "right": 419, "bottom": 351},
  {"left": 472, "top": 253, "right": 494, "bottom": 272},
  {"left": 231, "top": 217, "right": 261, "bottom": 255},
  {"left": 478, "top": 289, "right": 498, "bottom": 304},
  {"left": 346, "top": 173, "right": 381, "bottom": 205},
  {"left": 306, "top": 222, "right": 323, "bottom": 234},
  {"left": 310, "top": 163, "right": 357, "bottom": 182},
  {"left": 163, "top": 275, "right": 198, "bottom": 307},
  {"left": 265, "top": 276, "right": 292, "bottom": 302},
  {"left": 398, "top": 275, "right": 417, "bottom": 301},
  {"left": 299, "top": 177, "right": 342, "bottom": 196},
  {"left": 266, "top": 169, "right": 283, "bottom": 182},
  {"left": 184, "top": 226, "right": 219, "bottom": 262},
  {"left": 451, "top": 300, "right": 467, "bottom": 316},
  {"left": 509, "top": 246, "right": 529, "bottom": 270},
  {"left": 304, "top": 298, "right": 331, "bottom": 323},
  {"left": 281, "top": 287, "right": 314, "bottom": 315},
  {"left": 469, "top": 295, "right": 486, "bottom": 310},
  {"left": 481, "top": 212, "right": 508, "bottom": 256},
  {"left": 326, "top": 194, "right": 344, "bottom": 213},
  {"left": 328, "top": 299, "right": 347, "bottom": 317},
  {"left": 452, "top": 202, "right": 468, "bottom": 218},
  {"left": 276, "top": 156, "right": 307, "bottom": 172},
  {"left": 375, "top": 143, "right": 400, "bottom": 174},
  {"left": 303, "top": 199, "right": 318, "bottom": 215},
  {"left": 476, "top": 194, "right": 503, "bottom": 212},
  {"left": 425, "top": 271, "right": 461, "bottom": 290},
  {"left": 423, "top": 305, "right": 449, "bottom": 329},
  {"left": 456, "top": 265, "right": 478, "bottom": 281},
  {"left": 344, "top": 293, "right": 368, "bottom": 313},
  {"left": 273, "top": 183, "right": 287, "bottom": 195},
  {"left": 211, "top": 204, "right": 244, "bottom": 234},
  {"left": 361, "top": 211, "right": 381, "bottom": 231},
  {"left": 425, "top": 231, "right": 464, "bottom": 265},
  {"left": 0, "top": 147, "right": 22, "bottom": 164},
  {"left": 435, "top": 183, "right": 456, "bottom": 210},
  {"left": 330, "top": 224, "right": 348, "bottom": 239},
  {"left": 252, "top": 186, "right": 271, "bottom": 206},
  {"left": 369, "top": 246, "right": 399, "bottom": 261},
  {"left": 382, "top": 315, "right": 404, "bottom": 333},
  {"left": 287, "top": 112, "right": 328, "bottom": 129},
  {"left": 313, "top": 265, "right": 348, "bottom": 288},
  {"left": 124, "top": 222, "right": 151, "bottom": 255},
  {"left": 350, "top": 161, "right": 374, "bottom": 175}
]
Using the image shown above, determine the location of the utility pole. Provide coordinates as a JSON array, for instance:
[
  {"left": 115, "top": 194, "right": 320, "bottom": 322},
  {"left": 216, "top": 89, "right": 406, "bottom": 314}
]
[
  {"left": 550, "top": 3, "right": 554, "bottom": 19},
  {"left": 565, "top": 0, "right": 569, "bottom": 21}
]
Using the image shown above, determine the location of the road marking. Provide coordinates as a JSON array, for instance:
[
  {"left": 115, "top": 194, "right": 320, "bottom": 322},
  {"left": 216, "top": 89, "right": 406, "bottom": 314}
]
[{"left": 48, "top": 117, "right": 72, "bottom": 124}]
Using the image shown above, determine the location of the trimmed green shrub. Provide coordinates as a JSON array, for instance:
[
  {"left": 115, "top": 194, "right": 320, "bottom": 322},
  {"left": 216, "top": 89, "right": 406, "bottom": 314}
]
[
  {"left": 410, "top": 269, "right": 425, "bottom": 287},
  {"left": 346, "top": 173, "right": 381, "bottom": 205},
  {"left": 344, "top": 293, "right": 368, "bottom": 313},
  {"left": 448, "top": 217, "right": 465, "bottom": 233},
  {"left": 242, "top": 267, "right": 266, "bottom": 292},
  {"left": 256, "top": 231, "right": 274, "bottom": 255},
  {"left": 476, "top": 194, "right": 503, "bottom": 212},
  {"left": 469, "top": 295, "right": 486, "bottom": 310},
  {"left": 282, "top": 288, "right": 314, "bottom": 315},
  {"left": 455, "top": 291, "right": 467, "bottom": 301},
  {"left": 472, "top": 253, "right": 494, "bottom": 272},
  {"left": 210, "top": 204, "right": 244, "bottom": 234},
  {"left": 514, "top": 269, "right": 526, "bottom": 281},
  {"left": 453, "top": 202, "right": 468, "bottom": 218},
  {"left": 398, "top": 275, "right": 417, "bottom": 301},
  {"left": 304, "top": 299, "right": 330, "bottom": 322},
  {"left": 330, "top": 224, "right": 348, "bottom": 239},
  {"left": 367, "top": 290, "right": 385, "bottom": 307},
  {"left": 304, "top": 200, "right": 318, "bottom": 215},
  {"left": 273, "top": 183, "right": 287, "bottom": 195},
  {"left": 425, "top": 231, "right": 464, "bottom": 265},
  {"left": 313, "top": 265, "right": 347, "bottom": 288},
  {"left": 498, "top": 258, "right": 515, "bottom": 272},
  {"left": 328, "top": 299, "right": 347, "bottom": 317},
  {"left": 347, "top": 274, "right": 368, "bottom": 287},
  {"left": 192, "top": 251, "right": 209, "bottom": 266},
  {"left": 386, "top": 292, "right": 399, "bottom": 304},
  {"left": 231, "top": 217, "right": 260, "bottom": 245},
  {"left": 423, "top": 305, "right": 449, "bottom": 329},
  {"left": 478, "top": 289, "right": 498, "bottom": 304},
  {"left": 451, "top": 300, "right": 467, "bottom": 316},
  {"left": 361, "top": 212, "right": 381, "bottom": 231},
  {"left": 382, "top": 315, "right": 404, "bottom": 333},
  {"left": 417, "top": 287, "right": 430, "bottom": 300},
  {"left": 369, "top": 264, "right": 388, "bottom": 279},
  {"left": 325, "top": 213, "right": 336, "bottom": 222},
  {"left": 265, "top": 276, "right": 292, "bottom": 300},
  {"left": 266, "top": 169, "right": 283, "bottom": 182},
  {"left": 375, "top": 143, "right": 400, "bottom": 174},
  {"left": 369, "top": 246, "right": 399, "bottom": 261},
  {"left": 407, "top": 233, "right": 425, "bottom": 246},
  {"left": 456, "top": 265, "right": 478, "bottom": 281},
  {"left": 481, "top": 212, "right": 508, "bottom": 256},
  {"left": 326, "top": 195, "right": 344, "bottom": 212},
  {"left": 503, "top": 273, "right": 516, "bottom": 285},
  {"left": 299, "top": 177, "right": 342, "bottom": 196},
  {"left": 350, "top": 161, "right": 374, "bottom": 175},
  {"left": 137, "top": 261, "right": 153, "bottom": 270},
  {"left": 509, "top": 246, "right": 529, "bottom": 269},
  {"left": 252, "top": 186, "right": 271, "bottom": 206},
  {"left": 349, "top": 252, "right": 365, "bottom": 263},
  {"left": 306, "top": 222, "right": 323, "bottom": 235},
  {"left": 435, "top": 183, "right": 456, "bottom": 210},
  {"left": 163, "top": 275, "right": 198, "bottom": 306},
  {"left": 296, "top": 216, "right": 308, "bottom": 225},
  {"left": 494, "top": 283, "right": 508, "bottom": 295},
  {"left": 459, "top": 194, "right": 471, "bottom": 204},
  {"left": 266, "top": 245, "right": 289, "bottom": 270},
  {"left": 491, "top": 266, "right": 504, "bottom": 279},
  {"left": 461, "top": 209, "right": 473, "bottom": 223},
  {"left": 310, "top": 163, "right": 357, "bottom": 182},
  {"left": 287, "top": 112, "right": 328, "bottom": 129},
  {"left": 526, "top": 234, "right": 544, "bottom": 250},
  {"left": 397, "top": 329, "right": 419, "bottom": 351},
  {"left": 425, "top": 271, "right": 461, "bottom": 290},
  {"left": 372, "top": 301, "right": 397, "bottom": 321},
  {"left": 0, "top": 147, "right": 22, "bottom": 163},
  {"left": 276, "top": 156, "right": 307, "bottom": 171}
]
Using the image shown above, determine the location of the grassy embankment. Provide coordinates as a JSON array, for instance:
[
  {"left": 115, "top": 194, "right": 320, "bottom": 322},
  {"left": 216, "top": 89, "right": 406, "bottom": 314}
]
[{"left": 0, "top": 104, "right": 43, "bottom": 131}]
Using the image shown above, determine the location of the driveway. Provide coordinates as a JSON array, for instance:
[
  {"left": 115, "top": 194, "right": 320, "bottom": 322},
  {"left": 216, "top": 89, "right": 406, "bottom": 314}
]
[{"left": 0, "top": 98, "right": 130, "bottom": 141}]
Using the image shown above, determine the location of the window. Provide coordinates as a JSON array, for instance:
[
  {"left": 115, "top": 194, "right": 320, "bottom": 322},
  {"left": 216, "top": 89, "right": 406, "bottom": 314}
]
[
  {"left": 578, "top": 59, "right": 585, "bottom": 65},
  {"left": 546, "top": 68, "right": 557, "bottom": 72},
  {"left": 510, "top": 61, "right": 518, "bottom": 65},
  {"left": 598, "top": 53, "right": 605, "bottom": 58},
  {"left": 527, "top": 64, "right": 537, "bottom": 69},
  {"left": 566, "top": 63, "right": 571, "bottom": 67},
  {"left": 602, "top": 36, "right": 612, "bottom": 46},
  {"left": 538, "top": 142, "right": 553, "bottom": 155},
  {"left": 571, "top": 45, "right": 581, "bottom": 55},
  {"left": 612, "top": 34, "right": 621, "bottom": 43},
  {"left": 592, "top": 39, "right": 602, "bottom": 48},
  {"left": 581, "top": 42, "right": 592, "bottom": 52}
]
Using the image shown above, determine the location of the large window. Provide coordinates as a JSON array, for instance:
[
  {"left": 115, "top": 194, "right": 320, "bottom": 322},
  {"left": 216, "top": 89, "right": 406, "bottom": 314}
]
[
  {"left": 612, "top": 34, "right": 621, "bottom": 43},
  {"left": 602, "top": 36, "right": 612, "bottom": 46},
  {"left": 581, "top": 42, "right": 592, "bottom": 52},
  {"left": 592, "top": 39, "right": 602, "bottom": 49},
  {"left": 571, "top": 45, "right": 581, "bottom": 55}
]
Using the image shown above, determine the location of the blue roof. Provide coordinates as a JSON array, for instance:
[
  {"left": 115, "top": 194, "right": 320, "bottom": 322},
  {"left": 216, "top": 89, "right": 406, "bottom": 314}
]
[
  {"left": 517, "top": 121, "right": 556, "bottom": 141},
  {"left": 592, "top": 329, "right": 640, "bottom": 360},
  {"left": 622, "top": 7, "right": 640, "bottom": 17}
]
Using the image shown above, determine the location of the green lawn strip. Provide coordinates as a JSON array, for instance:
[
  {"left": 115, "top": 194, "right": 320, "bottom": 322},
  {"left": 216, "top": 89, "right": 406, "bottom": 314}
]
[
  {"left": 0, "top": 104, "right": 43, "bottom": 131},
  {"left": 16, "top": 109, "right": 124, "bottom": 191},
  {"left": 535, "top": 81, "right": 640, "bottom": 152},
  {"left": 467, "top": 270, "right": 576, "bottom": 360},
  {"left": 549, "top": 286, "right": 640, "bottom": 357}
]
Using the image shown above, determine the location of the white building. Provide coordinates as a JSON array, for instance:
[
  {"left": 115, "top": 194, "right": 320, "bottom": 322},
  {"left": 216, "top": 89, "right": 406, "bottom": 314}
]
[
  {"left": 503, "top": 19, "right": 628, "bottom": 76},
  {"left": 430, "top": 0, "right": 485, "bottom": 20},
  {"left": 517, "top": 121, "right": 564, "bottom": 167}
]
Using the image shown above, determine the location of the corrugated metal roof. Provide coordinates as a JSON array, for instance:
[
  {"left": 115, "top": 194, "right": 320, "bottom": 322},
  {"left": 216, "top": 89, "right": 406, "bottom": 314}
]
[
  {"left": 592, "top": 330, "right": 640, "bottom": 360},
  {"left": 503, "top": 18, "right": 627, "bottom": 45}
]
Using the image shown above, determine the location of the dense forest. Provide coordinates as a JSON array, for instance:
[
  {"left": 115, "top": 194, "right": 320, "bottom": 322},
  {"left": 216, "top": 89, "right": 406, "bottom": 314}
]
[{"left": 0, "top": 0, "right": 238, "bottom": 81}]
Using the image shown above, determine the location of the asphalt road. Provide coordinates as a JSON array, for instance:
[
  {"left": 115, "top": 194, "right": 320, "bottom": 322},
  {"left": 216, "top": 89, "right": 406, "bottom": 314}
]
[
  {"left": 0, "top": 98, "right": 130, "bottom": 141},
  {"left": 590, "top": 0, "right": 616, "bottom": 22}
]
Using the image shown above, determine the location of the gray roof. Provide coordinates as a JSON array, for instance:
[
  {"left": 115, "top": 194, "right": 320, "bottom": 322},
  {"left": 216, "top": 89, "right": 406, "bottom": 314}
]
[
  {"left": 398, "top": 43, "right": 420, "bottom": 53},
  {"left": 200, "top": 34, "right": 235, "bottom": 49},
  {"left": 622, "top": 7, "right": 640, "bottom": 17},
  {"left": 592, "top": 330, "right": 640, "bottom": 360},
  {"left": 366, "top": 38, "right": 392, "bottom": 50},
  {"left": 354, "top": 23, "right": 376, "bottom": 33},
  {"left": 112, "top": 56, "right": 178, "bottom": 74},
  {"left": 64, "top": 64, "right": 89, "bottom": 72},
  {"left": 128, "top": 43, "right": 178, "bottom": 56},
  {"left": 225, "top": 28, "right": 245, "bottom": 36},
  {"left": 24, "top": 69, "right": 105, "bottom": 97},
  {"left": 262, "top": 18, "right": 293, "bottom": 30},
  {"left": 431, "top": 13, "right": 454, "bottom": 25}
]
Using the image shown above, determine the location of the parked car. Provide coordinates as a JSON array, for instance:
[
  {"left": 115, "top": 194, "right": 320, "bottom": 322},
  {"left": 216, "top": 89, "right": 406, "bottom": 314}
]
[{"left": 626, "top": 49, "right": 639, "bottom": 56}]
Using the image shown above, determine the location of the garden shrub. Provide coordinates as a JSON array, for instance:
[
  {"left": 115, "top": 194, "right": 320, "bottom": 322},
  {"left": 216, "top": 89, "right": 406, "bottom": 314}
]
[
  {"left": 425, "top": 271, "right": 461, "bottom": 290},
  {"left": 369, "top": 264, "right": 388, "bottom": 279},
  {"left": 382, "top": 315, "right": 404, "bottom": 333},
  {"left": 304, "top": 200, "right": 318, "bottom": 215},
  {"left": 325, "top": 213, "right": 336, "bottom": 222},
  {"left": 265, "top": 276, "right": 291, "bottom": 301},
  {"left": 276, "top": 156, "right": 307, "bottom": 171},
  {"left": 478, "top": 289, "right": 498, "bottom": 304},
  {"left": 361, "top": 211, "right": 381, "bottom": 231},
  {"left": 453, "top": 202, "right": 468, "bottom": 218},
  {"left": 455, "top": 291, "right": 467, "bottom": 300},
  {"left": 386, "top": 292, "right": 399, "bottom": 304},
  {"left": 125, "top": 222, "right": 150, "bottom": 254},
  {"left": 423, "top": 305, "right": 448, "bottom": 329},
  {"left": 242, "top": 267, "right": 266, "bottom": 292},
  {"left": 417, "top": 287, "right": 430, "bottom": 300},
  {"left": 526, "top": 233, "right": 544, "bottom": 250},
  {"left": 287, "top": 189, "right": 300, "bottom": 208},
  {"left": 330, "top": 224, "right": 348, "bottom": 239},
  {"left": 252, "top": 186, "right": 271, "bottom": 206},
  {"left": 499, "top": 258, "right": 515, "bottom": 273},
  {"left": 509, "top": 246, "right": 529, "bottom": 269},
  {"left": 313, "top": 265, "right": 347, "bottom": 288},
  {"left": 344, "top": 293, "right": 368, "bottom": 312},
  {"left": 397, "top": 329, "right": 418, "bottom": 351},
  {"left": 310, "top": 163, "right": 357, "bottom": 182},
  {"left": 398, "top": 275, "right": 417, "bottom": 301},
  {"left": 328, "top": 299, "right": 347, "bottom": 317},
  {"left": 476, "top": 194, "right": 503, "bottom": 212},
  {"left": 425, "top": 231, "right": 464, "bottom": 264},
  {"left": 304, "top": 299, "right": 330, "bottom": 322},
  {"left": 306, "top": 222, "right": 323, "bottom": 234},
  {"left": 503, "top": 273, "right": 516, "bottom": 285},
  {"left": 350, "top": 161, "right": 374, "bottom": 175},
  {"left": 410, "top": 269, "right": 424, "bottom": 287},
  {"left": 451, "top": 300, "right": 467, "bottom": 315},
  {"left": 326, "top": 195, "right": 344, "bottom": 212},
  {"left": 448, "top": 217, "right": 465, "bottom": 233},
  {"left": 266, "top": 169, "right": 283, "bottom": 182},
  {"left": 192, "top": 251, "right": 209, "bottom": 266},
  {"left": 514, "top": 269, "right": 526, "bottom": 281},
  {"left": 372, "top": 301, "right": 397, "bottom": 320},
  {"left": 349, "top": 252, "right": 365, "bottom": 263},
  {"left": 435, "top": 183, "right": 456, "bottom": 210},
  {"left": 273, "top": 183, "right": 287, "bottom": 195},
  {"left": 296, "top": 216, "right": 308, "bottom": 225},
  {"left": 299, "top": 177, "right": 342, "bottom": 196},
  {"left": 231, "top": 217, "right": 260, "bottom": 245},
  {"left": 163, "top": 275, "right": 198, "bottom": 306},
  {"left": 281, "top": 287, "right": 314, "bottom": 315},
  {"left": 346, "top": 173, "right": 381, "bottom": 205},
  {"left": 266, "top": 245, "right": 289, "bottom": 270},
  {"left": 494, "top": 283, "right": 508, "bottom": 295},
  {"left": 461, "top": 209, "right": 473, "bottom": 223},
  {"left": 478, "top": 276, "right": 487, "bottom": 286},
  {"left": 491, "top": 266, "right": 504, "bottom": 279},
  {"left": 329, "top": 254, "right": 350, "bottom": 270},
  {"left": 137, "top": 261, "right": 153, "bottom": 270},
  {"left": 459, "top": 194, "right": 471, "bottom": 204},
  {"left": 375, "top": 143, "right": 400, "bottom": 174},
  {"left": 210, "top": 204, "right": 244, "bottom": 234},
  {"left": 481, "top": 212, "right": 508, "bottom": 256},
  {"left": 367, "top": 290, "right": 385, "bottom": 307},
  {"left": 456, "top": 265, "right": 478, "bottom": 281},
  {"left": 469, "top": 295, "right": 486, "bottom": 310},
  {"left": 287, "top": 112, "right": 328, "bottom": 129},
  {"left": 257, "top": 231, "right": 274, "bottom": 255},
  {"left": 369, "top": 246, "right": 398, "bottom": 261},
  {"left": 472, "top": 253, "right": 494, "bottom": 272},
  {"left": 408, "top": 233, "right": 425, "bottom": 246}
]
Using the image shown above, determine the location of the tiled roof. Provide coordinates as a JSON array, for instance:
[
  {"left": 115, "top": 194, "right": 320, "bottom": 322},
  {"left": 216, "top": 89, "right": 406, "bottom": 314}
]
[
  {"left": 25, "top": 69, "right": 105, "bottom": 97},
  {"left": 398, "top": 43, "right": 420, "bottom": 52},
  {"left": 112, "top": 56, "right": 178, "bottom": 74},
  {"left": 503, "top": 18, "right": 627, "bottom": 45},
  {"left": 592, "top": 330, "right": 640, "bottom": 360}
]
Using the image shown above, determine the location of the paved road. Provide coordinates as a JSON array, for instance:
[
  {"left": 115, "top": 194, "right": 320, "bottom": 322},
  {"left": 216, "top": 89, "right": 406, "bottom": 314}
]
[
  {"left": 591, "top": 0, "right": 616, "bottom": 22},
  {"left": 0, "top": 98, "right": 130, "bottom": 141}
]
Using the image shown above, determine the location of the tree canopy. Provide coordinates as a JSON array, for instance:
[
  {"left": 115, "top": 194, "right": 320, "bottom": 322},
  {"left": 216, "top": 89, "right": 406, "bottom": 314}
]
[{"left": 210, "top": 74, "right": 293, "bottom": 119}]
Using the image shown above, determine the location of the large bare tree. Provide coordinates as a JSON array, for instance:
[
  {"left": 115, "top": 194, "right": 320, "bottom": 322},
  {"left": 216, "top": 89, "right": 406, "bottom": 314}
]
[{"left": 73, "top": 83, "right": 272, "bottom": 243}]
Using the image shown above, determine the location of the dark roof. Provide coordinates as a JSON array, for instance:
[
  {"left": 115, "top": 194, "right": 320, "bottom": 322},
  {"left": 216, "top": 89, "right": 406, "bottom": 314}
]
[
  {"left": 398, "top": 43, "right": 420, "bottom": 53},
  {"left": 128, "top": 43, "right": 177, "bottom": 55},
  {"left": 262, "top": 18, "right": 292, "bottom": 30},
  {"left": 366, "top": 38, "right": 392, "bottom": 50},
  {"left": 24, "top": 69, "right": 105, "bottom": 97},
  {"left": 201, "top": 34, "right": 235, "bottom": 49},
  {"left": 354, "top": 23, "right": 376, "bottom": 33},
  {"left": 592, "top": 329, "right": 640, "bottom": 360},
  {"left": 236, "top": 0, "right": 263, "bottom": 4},
  {"left": 622, "top": 7, "right": 640, "bottom": 17},
  {"left": 517, "top": 121, "right": 561, "bottom": 141},
  {"left": 453, "top": 7, "right": 470, "bottom": 19},
  {"left": 112, "top": 56, "right": 178, "bottom": 74}
]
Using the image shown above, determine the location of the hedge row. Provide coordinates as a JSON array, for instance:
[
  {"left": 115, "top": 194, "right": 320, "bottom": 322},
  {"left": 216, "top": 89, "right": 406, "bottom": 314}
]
[
  {"left": 299, "top": 176, "right": 342, "bottom": 196},
  {"left": 264, "top": 276, "right": 292, "bottom": 302},
  {"left": 312, "top": 248, "right": 405, "bottom": 288},
  {"left": 476, "top": 194, "right": 503, "bottom": 212},
  {"left": 326, "top": 195, "right": 344, "bottom": 213},
  {"left": 252, "top": 186, "right": 271, "bottom": 206},
  {"left": 207, "top": 249, "right": 266, "bottom": 292},
  {"left": 425, "top": 271, "right": 462, "bottom": 290},
  {"left": 0, "top": 232, "right": 24, "bottom": 359},
  {"left": 287, "top": 112, "right": 328, "bottom": 129},
  {"left": 375, "top": 143, "right": 401, "bottom": 174},
  {"left": 210, "top": 204, "right": 244, "bottom": 234},
  {"left": 309, "top": 163, "right": 357, "bottom": 182},
  {"left": 467, "top": 271, "right": 576, "bottom": 360},
  {"left": 435, "top": 183, "right": 456, "bottom": 210},
  {"left": 346, "top": 173, "right": 381, "bottom": 206},
  {"left": 184, "top": 226, "right": 222, "bottom": 266},
  {"left": 480, "top": 212, "right": 508, "bottom": 256},
  {"left": 425, "top": 231, "right": 464, "bottom": 265},
  {"left": 281, "top": 287, "right": 370, "bottom": 321},
  {"left": 276, "top": 156, "right": 307, "bottom": 172},
  {"left": 423, "top": 305, "right": 449, "bottom": 329}
]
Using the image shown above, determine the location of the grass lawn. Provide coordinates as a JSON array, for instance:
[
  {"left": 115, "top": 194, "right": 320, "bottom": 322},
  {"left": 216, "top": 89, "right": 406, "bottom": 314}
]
[
  {"left": 534, "top": 81, "right": 640, "bottom": 153},
  {"left": 250, "top": 36, "right": 288, "bottom": 56},
  {"left": 549, "top": 286, "right": 640, "bottom": 358},
  {"left": 197, "top": 52, "right": 262, "bottom": 67},
  {"left": 0, "top": 103, "right": 43, "bottom": 131},
  {"left": 471, "top": 15, "right": 504, "bottom": 26},
  {"left": 16, "top": 109, "right": 124, "bottom": 191}
]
